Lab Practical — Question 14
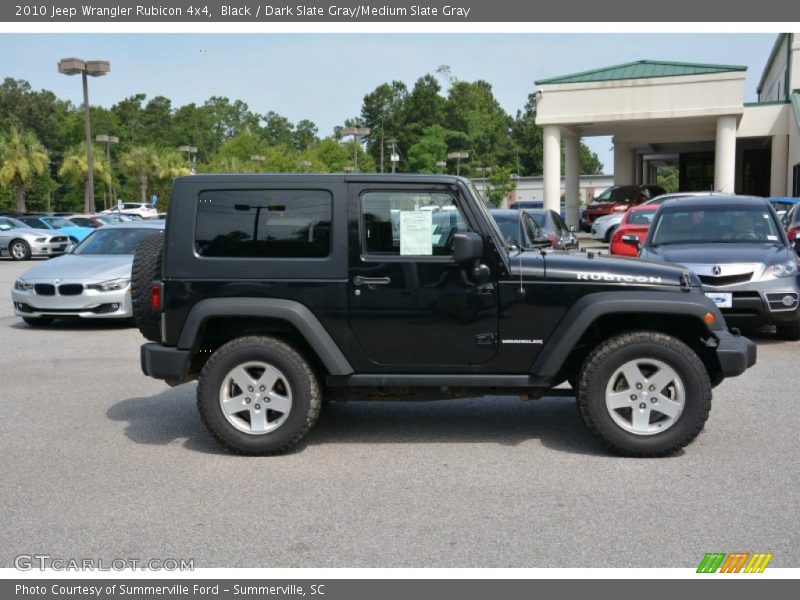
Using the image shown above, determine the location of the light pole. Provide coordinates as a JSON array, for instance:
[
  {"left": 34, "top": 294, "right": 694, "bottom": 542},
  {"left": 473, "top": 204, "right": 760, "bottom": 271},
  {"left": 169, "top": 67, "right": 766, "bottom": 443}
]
[
  {"left": 179, "top": 145, "right": 198, "bottom": 172},
  {"left": 436, "top": 160, "right": 447, "bottom": 174},
  {"left": 447, "top": 151, "right": 469, "bottom": 176},
  {"left": 58, "top": 58, "right": 110, "bottom": 213},
  {"left": 341, "top": 126, "right": 371, "bottom": 172},
  {"left": 387, "top": 138, "right": 399, "bottom": 174},
  {"left": 96, "top": 134, "right": 118, "bottom": 211}
]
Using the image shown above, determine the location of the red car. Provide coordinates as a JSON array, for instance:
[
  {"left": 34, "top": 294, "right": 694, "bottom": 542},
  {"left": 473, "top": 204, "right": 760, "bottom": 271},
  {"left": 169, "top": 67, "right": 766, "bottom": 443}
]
[
  {"left": 582, "top": 184, "right": 665, "bottom": 230},
  {"left": 609, "top": 204, "right": 659, "bottom": 256}
]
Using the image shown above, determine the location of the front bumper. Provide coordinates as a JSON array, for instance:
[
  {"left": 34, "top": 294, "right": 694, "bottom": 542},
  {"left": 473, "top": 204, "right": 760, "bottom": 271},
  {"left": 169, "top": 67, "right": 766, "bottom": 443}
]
[
  {"left": 29, "top": 240, "right": 71, "bottom": 257},
  {"left": 12, "top": 285, "right": 133, "bottom": 319},
  {"left": 713, "top": 330, "right": 757, "bottom": 377},
  {"left": 704, "top": 281, "right": 800, "bottom": 328},
  {"left": 141, "top": 343, "right": 191, "bottom": 382}
]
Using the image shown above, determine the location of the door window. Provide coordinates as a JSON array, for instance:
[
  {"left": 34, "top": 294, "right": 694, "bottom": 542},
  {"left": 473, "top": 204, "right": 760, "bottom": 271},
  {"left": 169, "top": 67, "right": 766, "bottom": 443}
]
[{"left": 360, "top": 191, "right": 470, "bottom": 257}]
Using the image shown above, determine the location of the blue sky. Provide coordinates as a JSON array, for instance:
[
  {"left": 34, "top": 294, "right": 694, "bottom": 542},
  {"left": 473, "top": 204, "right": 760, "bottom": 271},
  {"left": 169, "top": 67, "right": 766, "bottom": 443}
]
[{"left": 0, "top": 33, "right": 779, "bottom": 171}]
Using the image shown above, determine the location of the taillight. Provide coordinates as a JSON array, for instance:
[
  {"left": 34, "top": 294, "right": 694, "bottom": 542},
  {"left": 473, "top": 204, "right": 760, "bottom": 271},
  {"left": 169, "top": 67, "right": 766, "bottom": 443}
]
[
  {"left": 549, "top": 234, "right": 558, "bottom": 247},
  {"left": 789, "top": 227, "right": 800, "bottom": 241},
  {"left": 150, "top": 283, "right": 161, "bottom": 311}
]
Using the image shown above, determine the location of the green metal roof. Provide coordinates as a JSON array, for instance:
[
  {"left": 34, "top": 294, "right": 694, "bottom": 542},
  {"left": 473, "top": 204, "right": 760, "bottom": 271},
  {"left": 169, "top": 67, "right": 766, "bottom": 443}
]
[
  {"left": 792, "top": 90, "right": 800, "bottom": 129},
  {"left": 535, "top": 60, "right": 747, "bottom": 85}
]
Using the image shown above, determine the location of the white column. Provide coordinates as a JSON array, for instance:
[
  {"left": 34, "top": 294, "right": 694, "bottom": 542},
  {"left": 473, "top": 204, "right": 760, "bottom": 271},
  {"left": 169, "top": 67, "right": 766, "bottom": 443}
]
[
  {"left": 714, "top": 116, "right": 737, "bottom": 193},
  {"left": 613, "top": 138, "right": 632, "bottom": 185},
  {"left": 543, "top": 125, "right": 561, "bottom": 212},
  {"left": 635, "top": 153, "right": 644, "bottom": 184},
  {"left": 770, "top": 135, "right": 789, "bottom": 197},
  {"left": 563, "top": 134, "right": 580, "bottom": 229}
]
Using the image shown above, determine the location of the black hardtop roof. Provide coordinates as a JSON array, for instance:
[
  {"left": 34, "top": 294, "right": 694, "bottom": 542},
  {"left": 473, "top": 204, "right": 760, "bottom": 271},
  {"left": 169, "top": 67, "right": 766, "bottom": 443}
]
[
  {"left": 175, "top": 173, "right": 467, "bottom": 185},
  {"left": 660, "top": 195, "right": 767, "bottom": 209}
]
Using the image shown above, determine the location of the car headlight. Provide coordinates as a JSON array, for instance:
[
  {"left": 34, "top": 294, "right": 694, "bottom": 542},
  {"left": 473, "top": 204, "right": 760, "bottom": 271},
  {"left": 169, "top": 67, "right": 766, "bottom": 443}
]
[
  {"left": 86, "top": 278, "right": 130, "bottom": 291},
  {"left": 14, "top": 279, "right": 33, "bottom": 291},
  {"left": 34, "top": 237, "right": 47, "bottom": 243},
  {"left": 762, "top": 261, "right": 798, "bottom": 280},
  {"left": 612, "top": 205, "right": 628, "bottom": 212}
]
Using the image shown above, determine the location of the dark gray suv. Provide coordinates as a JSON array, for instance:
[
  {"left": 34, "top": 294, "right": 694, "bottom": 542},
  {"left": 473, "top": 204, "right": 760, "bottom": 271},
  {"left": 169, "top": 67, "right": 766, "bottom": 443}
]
[{"left": 636, "top": 196, "right": 800, "bottom": 339}]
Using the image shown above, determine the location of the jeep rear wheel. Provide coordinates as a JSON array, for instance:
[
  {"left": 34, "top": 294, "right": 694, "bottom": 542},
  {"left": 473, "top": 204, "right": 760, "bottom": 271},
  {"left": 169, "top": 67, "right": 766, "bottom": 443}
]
[
  {"left": 131, "top": 233, "right": 164, "bottom": 342},
  {"left": 577, "top": 331, "right": 711, "bottom": 457},
  {"left": 197, "top": 336, "right": 321, "bottom": 455}
]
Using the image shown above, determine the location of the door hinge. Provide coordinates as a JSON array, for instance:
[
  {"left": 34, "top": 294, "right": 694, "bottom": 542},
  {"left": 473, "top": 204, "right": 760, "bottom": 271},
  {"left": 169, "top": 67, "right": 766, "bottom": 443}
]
[{"left": 475, "top": 333, "right": 497, "bottom": 346}]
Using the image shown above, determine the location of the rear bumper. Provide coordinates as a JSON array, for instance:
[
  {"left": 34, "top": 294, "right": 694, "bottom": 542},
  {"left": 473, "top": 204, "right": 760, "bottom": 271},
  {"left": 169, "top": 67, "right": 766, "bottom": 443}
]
[
  {"left": 141, "top": 343, "right": 191, "bottom": 382},
  {"left": 714, "top": 330, "right": 757, "bottom": 378}
]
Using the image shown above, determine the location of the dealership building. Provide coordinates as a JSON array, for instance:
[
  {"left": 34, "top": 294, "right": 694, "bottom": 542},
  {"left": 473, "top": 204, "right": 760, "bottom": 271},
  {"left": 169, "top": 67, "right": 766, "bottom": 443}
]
[{"left": 534, "top": 32, "right": 800, "bottom": 227}]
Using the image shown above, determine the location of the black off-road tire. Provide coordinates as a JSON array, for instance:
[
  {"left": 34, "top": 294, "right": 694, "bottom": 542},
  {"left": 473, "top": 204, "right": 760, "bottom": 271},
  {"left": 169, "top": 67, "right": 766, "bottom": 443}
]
[
  {"left": 577, "top": 331, "right": 711, "bottom": 457},
  {"left": 197, "top": 336, "right": 322, "bottom": 455},
  {"left": 23, "top": 316, "right": 54, "bottom": 326},
  {"left": 131, "top": 233, "right": 164, "bottom": 342},
  {"left": 776, "top": 321, "right": 800, "bottom": 341}
]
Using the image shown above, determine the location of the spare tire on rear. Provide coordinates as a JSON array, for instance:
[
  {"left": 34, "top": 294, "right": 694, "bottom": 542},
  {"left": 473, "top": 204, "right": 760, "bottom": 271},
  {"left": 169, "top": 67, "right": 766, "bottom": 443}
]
[{"left": 131, "top": 233, "right": 164, "bottom": 342}]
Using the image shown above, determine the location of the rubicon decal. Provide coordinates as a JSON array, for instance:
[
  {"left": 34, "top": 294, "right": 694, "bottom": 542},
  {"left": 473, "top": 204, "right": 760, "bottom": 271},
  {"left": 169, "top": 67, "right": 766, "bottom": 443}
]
[
  {"left": 696, "top": 552, "right": 773, "bottom": 573},
  {"left": 577, "top": 272, "right": 663, "bottom": 284}
]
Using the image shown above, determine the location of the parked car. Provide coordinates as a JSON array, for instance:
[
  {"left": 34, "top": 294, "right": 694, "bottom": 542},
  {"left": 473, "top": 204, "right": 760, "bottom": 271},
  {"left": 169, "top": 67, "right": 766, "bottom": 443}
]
[
  {"left": 16, "top": 215, "right": 93, "bottom": 244},
  {"left": 783, "top": 202, "right": 800, "bottom": 242},
  {"left": 509, "top": 200, "right": 544, "bottom": 210},
  {"left": 526, "top": 209, "right": 580, "bottom": 250},
  {"left": 767, "top": 197, "right": 800, "bottom": 222},
  {"left": 609, "top": 205, "right": 659, "bottom": 256},
  {"left": 581, "top": 185, "right": 666, "bottom": 231},
  {"left": 67, "top": 214, "right": 119, "bottom": 228},
  {"left": 0, "top": 216, "right": 72, "bottom": 260},
  {"left": 636, "top": 196, "right": 800, "bottom": 339},
  {"left": 593, "top": 192, "right": 725, "bottom": 243},
  {"left": 103, "top": 203, "right": 157, "bottom": 219},
  {"left": 12, "top": 221, "right": 166, "bottom": 326},
  {"left": 489, "top": 209, "right": 551, "bottom": 248}
]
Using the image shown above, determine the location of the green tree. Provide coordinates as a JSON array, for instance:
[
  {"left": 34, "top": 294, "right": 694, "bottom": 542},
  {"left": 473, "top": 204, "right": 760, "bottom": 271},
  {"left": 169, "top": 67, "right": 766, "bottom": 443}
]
[
  {"left": 293, "top": 119, "right": 319, "bottom": 151},
  {"left": 657, "top": 166, "right": 679, "bottom": 193},
  {"left": 120, "top": 145, "right": 160, "bottom": 203},
  {"left": 361, "top": 81, "right": 408, "bottom": 172},
  {"left": 406, "top": 125, "right": 448, "bottom": 173},
  {"left": 0, "top": 127, "right": 50, "bottom": 213},
  {"left": 485, "top": 165, "right": 517, "bottom": 207},
  {"left": 58, "top": 143, "right": 111, "bottom": 213}
]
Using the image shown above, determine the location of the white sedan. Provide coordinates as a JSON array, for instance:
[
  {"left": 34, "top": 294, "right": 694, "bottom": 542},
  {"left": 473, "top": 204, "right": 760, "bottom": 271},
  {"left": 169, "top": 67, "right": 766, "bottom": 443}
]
[{"left": 12, "top": 221, "right": 164, "bottom": 326}]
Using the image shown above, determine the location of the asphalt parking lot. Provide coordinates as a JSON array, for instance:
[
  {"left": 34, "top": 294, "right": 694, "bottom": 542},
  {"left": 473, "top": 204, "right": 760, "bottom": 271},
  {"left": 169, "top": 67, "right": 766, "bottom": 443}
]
[{"left": 1, "top": 254, "right": 798, "bottom": 569}]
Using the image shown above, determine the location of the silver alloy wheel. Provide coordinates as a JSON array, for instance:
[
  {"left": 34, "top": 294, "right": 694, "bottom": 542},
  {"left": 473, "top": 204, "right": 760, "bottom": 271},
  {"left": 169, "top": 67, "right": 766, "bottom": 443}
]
[
  {"left": 219, "top": 361, "right": 293, "bottom": 435},
  {"left": 604, "top": 358, "right": 685, "bottom": 436},
  {"left": 11, "top": 241, "right": 27, "bottom": 259}
]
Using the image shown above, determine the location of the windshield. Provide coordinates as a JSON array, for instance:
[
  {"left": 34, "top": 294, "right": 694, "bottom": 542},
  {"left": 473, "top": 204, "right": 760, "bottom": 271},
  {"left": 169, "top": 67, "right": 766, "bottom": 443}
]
[
  {"left": 492, "top": 214, "right": 523, "bottom": 243},
  {"left": 0, "top": 217, "right": 27, "bottom": 229},
  {"left": 95, "top": 216, "right": 116, "bottom": 225},
  {"left": 628, "top": 209, "right": 657, "bottom": 225},
  {"left": 42, "top": 217, "right": 74, "bottom": 229},
  {"left": 73, "top": 228, "right": 161, "bottom": 255},
  {"left": 651, "top": 206, "right": 783, "bottom": 246},
  {"left": 529, "top": 212, "right": 547, "bottom": 229},
  {"left": 595, "top": 186, "right": 638, "bottom": 203}
]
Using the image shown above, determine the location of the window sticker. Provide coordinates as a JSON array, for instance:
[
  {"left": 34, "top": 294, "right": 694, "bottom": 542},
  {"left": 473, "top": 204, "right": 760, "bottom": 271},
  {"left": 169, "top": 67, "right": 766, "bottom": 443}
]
[{"left": 400, "top": 210, "right": 433, "bottom": 255}]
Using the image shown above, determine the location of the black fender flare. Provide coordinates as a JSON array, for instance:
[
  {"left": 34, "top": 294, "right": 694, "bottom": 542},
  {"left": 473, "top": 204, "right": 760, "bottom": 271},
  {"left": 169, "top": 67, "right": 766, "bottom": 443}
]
[
  {"left": 530, "top": 291, "right": 723, "bottom": 378},
  {"left": 177, "top": 298, "right": 354, "bottom": 376}
]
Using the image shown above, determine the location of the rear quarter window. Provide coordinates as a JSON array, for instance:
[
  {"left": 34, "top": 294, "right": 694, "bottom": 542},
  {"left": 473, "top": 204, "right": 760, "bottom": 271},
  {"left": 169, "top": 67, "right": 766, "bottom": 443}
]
[{"left": 194, "top": 189, "right": 332, "bottom": 258}]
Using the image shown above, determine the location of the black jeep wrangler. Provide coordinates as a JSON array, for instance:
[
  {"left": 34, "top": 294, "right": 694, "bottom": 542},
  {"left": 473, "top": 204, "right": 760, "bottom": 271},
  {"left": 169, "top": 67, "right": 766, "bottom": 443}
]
[{"left": 134, "top": 174, "right": 756, "bottom": 457}]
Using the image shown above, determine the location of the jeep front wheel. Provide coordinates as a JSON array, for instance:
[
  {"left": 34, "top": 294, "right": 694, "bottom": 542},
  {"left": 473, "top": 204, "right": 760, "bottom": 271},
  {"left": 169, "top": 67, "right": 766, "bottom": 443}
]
[
  {"left": 197, "top": 336, "right": 321, "bottom": 455},
  {"left": 577, "top": 331, "right": 711, "bottom": 457}
]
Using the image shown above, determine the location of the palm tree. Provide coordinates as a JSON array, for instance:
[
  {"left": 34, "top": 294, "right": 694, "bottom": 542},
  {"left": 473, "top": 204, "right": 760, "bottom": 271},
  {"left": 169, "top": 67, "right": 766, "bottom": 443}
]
[
  {"left": 58, "top": 144, "right": 111, "bottom": 212},
  {"left": 157, "top": 148, "right": 192, "bottom": 181},
  {"left": 0, "top": 128, "right": 49, "bottom": 213},
  {"left": 121, "top": 146, "right": 160, "bottom": 203}
]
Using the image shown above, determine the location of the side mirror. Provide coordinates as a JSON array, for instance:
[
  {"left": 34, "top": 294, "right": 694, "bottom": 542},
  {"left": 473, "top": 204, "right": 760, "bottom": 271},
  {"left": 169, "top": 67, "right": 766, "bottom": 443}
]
[
  {"left": 453, "top": 231, "right": 484, "bottom": 264},
  {"left": 621, "top": 234, "right": 640, "bottom": 248}
]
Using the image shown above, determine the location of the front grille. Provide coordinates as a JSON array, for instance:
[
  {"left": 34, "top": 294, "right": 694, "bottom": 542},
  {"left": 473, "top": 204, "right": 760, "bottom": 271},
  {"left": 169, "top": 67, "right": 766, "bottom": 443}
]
[
  {"left": 698, "top": 273, "right": 753, "bottom": 286},
  {"left": 50, "top": 236, "right": 68, "bottom": 243},
  {"left": 58, "top": 284, "right": 83, "bottom": 296},
  {"left": 34, "top": 284, "right": 55, "bottom": 296}
]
